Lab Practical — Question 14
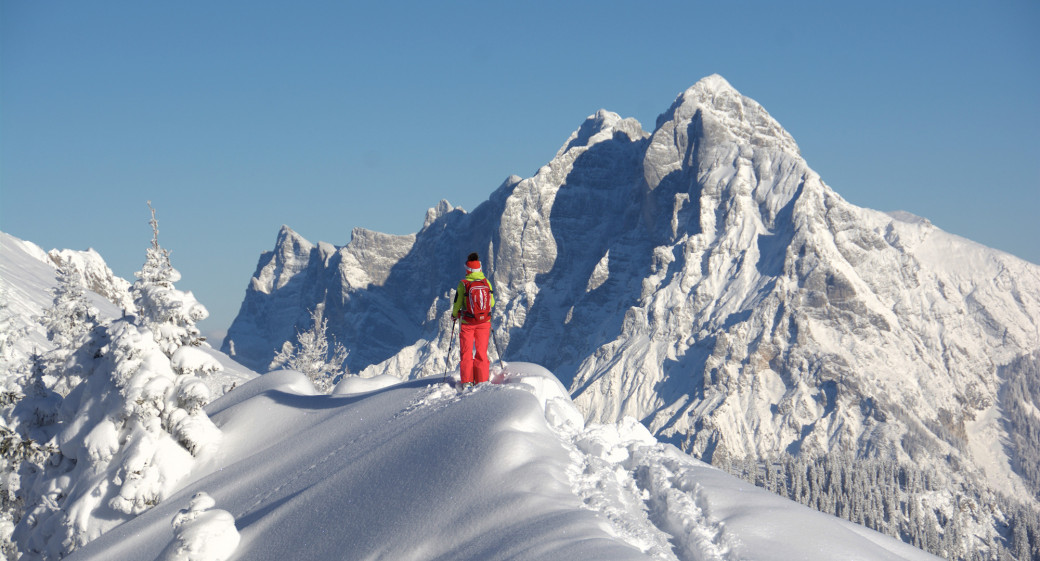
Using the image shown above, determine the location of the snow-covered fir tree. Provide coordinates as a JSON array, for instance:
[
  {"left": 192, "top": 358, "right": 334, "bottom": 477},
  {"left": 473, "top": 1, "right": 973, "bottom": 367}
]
[
  {"left": 0, "top": 349, "right": 61, "bottom": 561},
  {"left": 0, "top": 289, "right": 29, "bottom": 372},
  {"left": 13, "top": 205, "right": 224, "bottom": 560},
  {"left": 132, "top": 203, "right": 206, "bottom": 354},
  {"left": 40, "top": 258, "right": 97, "bottom": 352},
  {"left": 269, "top": 302, "right": 348, "bottom": 393},
  {"left": 40, "top": 258, "right": 99, "bottom": 396},
  {"left": 0, "top": 290, "right": 48, "bottom": 559}
]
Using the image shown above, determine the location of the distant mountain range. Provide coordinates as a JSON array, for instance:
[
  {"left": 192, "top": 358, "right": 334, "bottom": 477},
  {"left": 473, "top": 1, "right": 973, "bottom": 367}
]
[{"left": 222, "top": 75, "right": 1040, "bottom": 555}]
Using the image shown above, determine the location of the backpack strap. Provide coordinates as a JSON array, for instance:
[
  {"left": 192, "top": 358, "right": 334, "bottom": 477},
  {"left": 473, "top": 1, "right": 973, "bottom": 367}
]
[{"left": 460, "top": 279, "right": 472, "bottom": 319}]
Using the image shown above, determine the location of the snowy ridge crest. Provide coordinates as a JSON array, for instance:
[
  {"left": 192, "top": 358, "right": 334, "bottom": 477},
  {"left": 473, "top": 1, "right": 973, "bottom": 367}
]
[{"left": 0, "top": 226, "right": 952, "bottom": 559}]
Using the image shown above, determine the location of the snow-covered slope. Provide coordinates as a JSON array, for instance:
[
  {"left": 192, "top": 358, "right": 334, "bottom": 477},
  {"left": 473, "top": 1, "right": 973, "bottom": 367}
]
[
  {"left": 0, "top": 232, "right": 127, "bottom": 359},
  {"left": 63, "top": 364, "right": 938, "bottom": 561}
]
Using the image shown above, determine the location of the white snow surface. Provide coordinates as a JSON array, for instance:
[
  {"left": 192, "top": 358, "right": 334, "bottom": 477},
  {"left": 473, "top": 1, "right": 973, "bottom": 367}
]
[{"left": 65, "top": 363, "right": 936, "bottom": 561}]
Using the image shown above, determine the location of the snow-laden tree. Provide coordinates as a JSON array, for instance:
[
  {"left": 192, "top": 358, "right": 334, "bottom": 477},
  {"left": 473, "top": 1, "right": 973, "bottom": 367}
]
[
  {"left": 39, "top": 258, "right": 99, "bottom": 396},
  {"left": 0, "top": 289, "right": 29, "bottom": 372},
  {"left": 132, "top": 203, "right": 206, "bottom": 354},
  {"left": 40, "top": 258, "right": 97, "bottom": 352},
  {"left": 269, "top": 302, "right": 348, "bottom": 393},
  {"left": 13, "top": 205, "right": 224, "bottom": 560},
  {"left": 0, "top": 290, "right": 56, "bottom": 559},
  {"left": 0, "top": 351, "right": 60, "bottom": 561}
]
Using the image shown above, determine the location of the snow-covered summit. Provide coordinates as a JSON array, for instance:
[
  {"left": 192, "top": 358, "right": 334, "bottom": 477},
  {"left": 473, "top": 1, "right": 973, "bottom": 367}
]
[
  {"left": 560, "top": 109, "right": 648, "bottom": 157},
  {"left": 654, "top": 73, "right": 799, "bottom": 157},
  {"left": 422, "top": 199, "right": 460, "bottom": 231}
]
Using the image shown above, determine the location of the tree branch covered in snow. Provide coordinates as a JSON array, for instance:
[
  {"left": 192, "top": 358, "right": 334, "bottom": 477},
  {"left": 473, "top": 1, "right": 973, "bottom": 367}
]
[{"left": 269, "top": 302, "right": 348, "bottom": 393}]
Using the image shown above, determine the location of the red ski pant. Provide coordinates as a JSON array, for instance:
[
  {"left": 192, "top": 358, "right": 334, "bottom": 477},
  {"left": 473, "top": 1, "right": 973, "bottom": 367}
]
[{"left": 459, "top": 321, "right": 491, "bottom": 384}]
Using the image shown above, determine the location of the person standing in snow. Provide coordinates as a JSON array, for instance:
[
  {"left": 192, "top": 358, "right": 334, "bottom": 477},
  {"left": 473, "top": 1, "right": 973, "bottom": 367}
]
[{"left": 451, "top": 252, "right": 495, "bottom": 387}]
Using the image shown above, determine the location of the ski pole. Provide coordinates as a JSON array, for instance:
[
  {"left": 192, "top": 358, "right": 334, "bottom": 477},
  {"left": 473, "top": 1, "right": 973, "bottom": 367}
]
[
  {"left": 443, "top": 317, "right": 457, "bottom": 383},
  {"left": 490, "top": 323, "right": 506, "bottom": 369}
]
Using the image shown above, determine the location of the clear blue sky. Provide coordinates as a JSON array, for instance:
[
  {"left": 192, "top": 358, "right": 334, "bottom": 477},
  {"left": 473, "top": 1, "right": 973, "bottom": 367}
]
[{"left": 2, "top": 0, "right": 1038, "bottom": 340}]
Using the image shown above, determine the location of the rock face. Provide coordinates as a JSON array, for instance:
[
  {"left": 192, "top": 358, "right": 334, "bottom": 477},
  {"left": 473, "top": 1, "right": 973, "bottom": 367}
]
[
  {"left": 223, "top": 75, "right": 1040, "bottom": 500},
  {"left": 48, "top": 247, "right": 133, "bottom": 311}
]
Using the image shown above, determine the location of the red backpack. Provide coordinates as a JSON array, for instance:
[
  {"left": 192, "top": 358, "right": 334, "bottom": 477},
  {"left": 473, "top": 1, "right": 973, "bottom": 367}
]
[{"left": 461, "top": 279, "right": 492, "bottom": 323}]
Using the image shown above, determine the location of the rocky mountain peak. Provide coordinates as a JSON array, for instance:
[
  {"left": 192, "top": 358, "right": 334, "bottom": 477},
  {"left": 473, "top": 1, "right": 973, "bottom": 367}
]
[
  {"left": 422, "top": 199, "right": 459, "bottom": 231},
  {"left": 558, "top": 109, "right": 648, "bottom": 158},
  {"left": 652, "top": 74, "right": 800, "bottom": 170},
  {"left": 273, "top": 225, "right": 313, "bottom": 259}
]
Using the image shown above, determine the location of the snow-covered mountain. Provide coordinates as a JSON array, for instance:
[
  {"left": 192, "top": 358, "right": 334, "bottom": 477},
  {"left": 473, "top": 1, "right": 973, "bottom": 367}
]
[{"left": 223, "top": 75, "right": 1040, "bottom": 554}]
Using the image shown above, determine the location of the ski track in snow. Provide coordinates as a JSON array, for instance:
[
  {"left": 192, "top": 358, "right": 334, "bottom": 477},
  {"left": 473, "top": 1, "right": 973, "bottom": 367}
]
[
  {"left": 633, "top": 451, "right": 730, "bottom": 561},
  {"left": 242, "top": 382, "right": 461, "bottom": 517},
  {"left": 543, "top": 398, "right": 732, "bottom": 560},
  {"left": 391, "top": 377, "right": 734, "bottom": 561}
]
